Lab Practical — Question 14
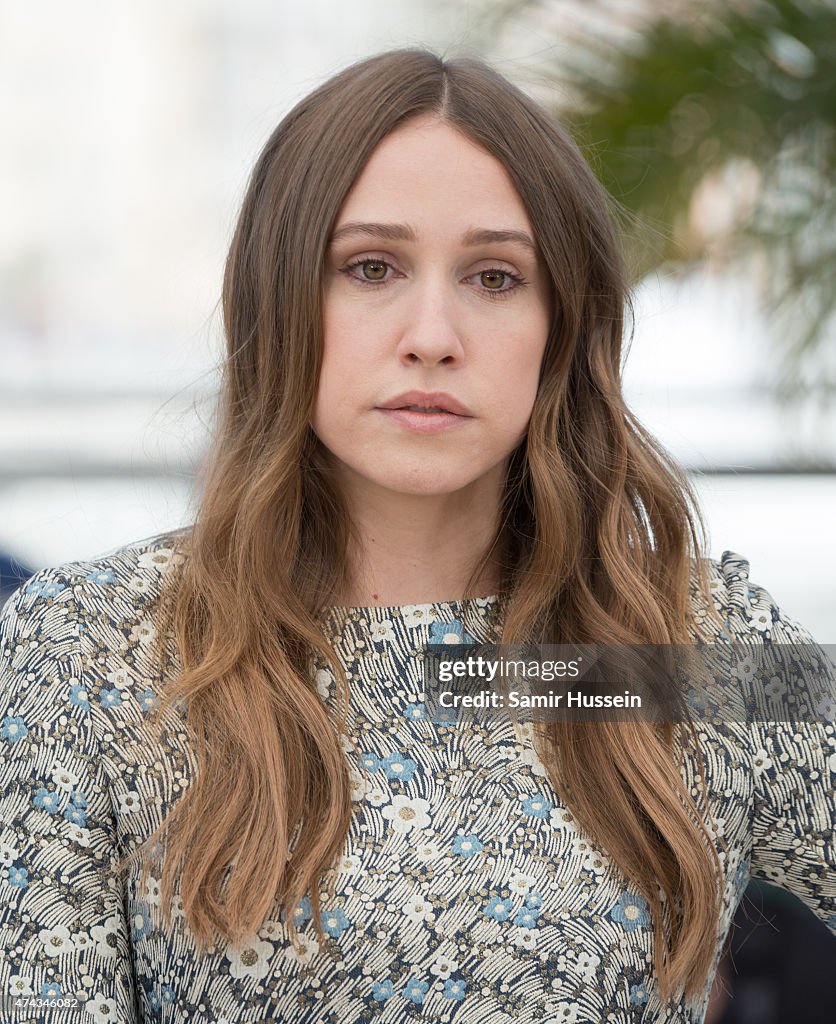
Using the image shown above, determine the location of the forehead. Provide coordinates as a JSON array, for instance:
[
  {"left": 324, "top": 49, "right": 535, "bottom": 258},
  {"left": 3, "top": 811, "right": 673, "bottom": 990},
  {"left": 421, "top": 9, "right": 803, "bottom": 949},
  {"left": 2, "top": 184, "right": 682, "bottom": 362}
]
[{"left": 335, "top": 116, "right": 533, "bottom": 231}]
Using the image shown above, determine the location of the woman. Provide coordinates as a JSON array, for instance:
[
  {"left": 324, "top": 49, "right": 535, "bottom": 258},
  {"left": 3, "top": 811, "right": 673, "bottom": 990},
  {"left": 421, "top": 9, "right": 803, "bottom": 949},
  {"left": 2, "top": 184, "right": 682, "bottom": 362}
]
[{"left": 1, "top": 48, "right": 833, "bottom": 1024}]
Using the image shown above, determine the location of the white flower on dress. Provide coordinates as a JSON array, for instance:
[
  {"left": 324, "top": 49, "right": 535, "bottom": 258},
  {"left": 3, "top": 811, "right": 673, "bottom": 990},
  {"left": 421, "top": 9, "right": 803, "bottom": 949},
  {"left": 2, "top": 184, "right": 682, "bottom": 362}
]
[
  {"left": 91, "top": 916, "right": 121, "bottom": 959},
  {"left": 370, "top": 620, "right": 396, "bottom": 643},
  {"left": 315, "top": 669, "right": 334, "bottom": 699},
  {"left": 39, "top": 924, "right": 76, "bottom": 957},
  {"left": 815, "top": 695, "right": 836, "bottom": 719},
  {"left": 748, "top": 607, "right": 772, "bottom": 632},
  {"left": 67, "top": 824, "right": 92, "bottom": 847},
  {"left": 402, "top": 896, "right": 435, "bottom": 924},
  {"left": 126, "top": 574, "right": 152, "bottom": 595},
  {"left": 764, "top": 865, "right": 787, "bottom": 884},
  {"left": 764, "top": 676, "right": 787, "bottom": 701},
  {"left": 51, "top": 763, "right": 80, "bottom": 792},
  {"left": 508, "top": 870, "right": 534, "bottom": 896},
  {"left": 143, "top": 876, "right": 161, "bottom": 906},
  {"left": 752, "top": 748, "right": 774, "bottom": 776},
  {"left": 137, "top": 548, "right": 181, "bottom": 572},
  {"left": 105, "top": 664, "right": 132, "bottom": 690},
  {"left": 401, "top": 605, "right": 431, "bottom": 628},
  {"left": 511, "top": 927, "right": 538, "bottom": 950},
  {"left": 381, "top": 795, "right": 431, "bottom": 833},
  {"left": 129, "top": 619, "right": 157, "bottom": 646},
  {"left": 117, "top": 791, "right": 142, "bottom": 815},
  {"left": 519, "top": 745, "right": 549, "bottom": 778},
  {"left": 551, "top": 1002, "right": 580, "bottom": 1023},
  {"left": 226, "top": 936, "right": 275, "bottom": 979},
  {"left": 8, "top": 974, "right": 33, "bottom": 995},
  {"left": 349, "top": 769, "right": 370, "bottom": 803},
  {"left": 429, "top": 952, "right": 459, "bottom": 979},
  {"left": 71, "top": 931, "right": 94, "bottom": 952},
  {"left": 366, "top": 785, "right": 389, "bottom": 807},
  {"left": 734, "top": 657, "right": 756, "bottom": 683},
  {"left": 285, "top": 933, "right": 319, "bottom": 966},
  {"left": 85, "top": 994, "right": 118, "bottom": 1023},
  {"left": 0, "top": 840, "right": 18, "bottom": 866},
  {"left": 576, "top": 951, "right": 600, "bottom": 981},
  {"left": 550, "top": 807, "right": 575, "bottom": 831},
  {"left": 170, "top": 894, "right": 185, "bottom": 919},
  {"left": 414, "top": 840, "right": 440, "bottom": 861},
  {"left": 338, "top": 854, "right": 361, "bottom": 874},
  {"left": 580, "top": 849, "right": 608, "bottom": 876}
]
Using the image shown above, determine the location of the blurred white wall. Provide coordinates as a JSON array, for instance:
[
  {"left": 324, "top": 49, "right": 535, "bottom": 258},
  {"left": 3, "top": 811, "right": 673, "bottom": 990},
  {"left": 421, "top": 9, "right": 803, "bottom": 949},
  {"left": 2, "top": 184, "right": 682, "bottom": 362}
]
[{"left": 1, "top": 1, "right": 833, "bottom": 640}]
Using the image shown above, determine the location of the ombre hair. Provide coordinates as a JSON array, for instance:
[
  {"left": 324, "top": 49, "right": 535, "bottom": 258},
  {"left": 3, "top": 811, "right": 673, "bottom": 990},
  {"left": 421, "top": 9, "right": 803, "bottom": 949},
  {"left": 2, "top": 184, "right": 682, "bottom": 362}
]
[{"left": 120, "top": 48, "right": 725, "bottom": 1005}]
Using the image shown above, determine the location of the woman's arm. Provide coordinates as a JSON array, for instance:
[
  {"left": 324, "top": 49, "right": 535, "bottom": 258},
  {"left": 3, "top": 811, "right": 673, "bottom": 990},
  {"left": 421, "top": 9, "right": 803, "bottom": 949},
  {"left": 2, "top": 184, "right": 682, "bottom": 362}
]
[
  {"left": 0, "top": 569, "right": 139, "bottom": 1024},
  {"left": 717, "top": 555, "right": 836, "bottom": 935}
]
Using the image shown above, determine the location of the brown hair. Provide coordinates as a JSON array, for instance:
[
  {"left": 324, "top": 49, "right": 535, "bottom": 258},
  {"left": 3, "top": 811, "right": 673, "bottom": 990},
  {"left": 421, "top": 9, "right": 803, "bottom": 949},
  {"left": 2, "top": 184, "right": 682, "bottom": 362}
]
[{"left": 121, "top": 48, "right": 724, "bottom": 1005}]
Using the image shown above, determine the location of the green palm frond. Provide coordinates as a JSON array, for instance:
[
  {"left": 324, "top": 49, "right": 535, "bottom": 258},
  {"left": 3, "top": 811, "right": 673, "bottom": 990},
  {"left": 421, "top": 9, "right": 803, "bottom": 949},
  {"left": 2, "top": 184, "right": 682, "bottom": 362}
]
[{"left": 488, "top": 0, "right": 836, "bottom": 398}]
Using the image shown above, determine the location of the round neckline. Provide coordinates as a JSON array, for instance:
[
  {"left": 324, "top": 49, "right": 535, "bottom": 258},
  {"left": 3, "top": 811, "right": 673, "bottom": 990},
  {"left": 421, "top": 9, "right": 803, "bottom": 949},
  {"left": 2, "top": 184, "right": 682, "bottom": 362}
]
[{"left": 323, "top": 593, "right": 502, "bottom": 615}]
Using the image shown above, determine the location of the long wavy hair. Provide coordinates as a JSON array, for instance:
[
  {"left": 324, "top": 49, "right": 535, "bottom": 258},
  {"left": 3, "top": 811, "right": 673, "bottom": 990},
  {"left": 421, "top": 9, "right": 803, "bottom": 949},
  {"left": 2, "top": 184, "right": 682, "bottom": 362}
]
[{"left": 120, "top": 48, "right": 725, "bottom": 1005}]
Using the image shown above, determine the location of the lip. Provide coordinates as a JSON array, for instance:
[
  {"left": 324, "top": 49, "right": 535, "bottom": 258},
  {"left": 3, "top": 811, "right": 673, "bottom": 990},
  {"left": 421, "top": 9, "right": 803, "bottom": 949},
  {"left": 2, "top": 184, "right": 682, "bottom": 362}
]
[{"left": 376, "top": 391, "right": 474, "bottom": 417}]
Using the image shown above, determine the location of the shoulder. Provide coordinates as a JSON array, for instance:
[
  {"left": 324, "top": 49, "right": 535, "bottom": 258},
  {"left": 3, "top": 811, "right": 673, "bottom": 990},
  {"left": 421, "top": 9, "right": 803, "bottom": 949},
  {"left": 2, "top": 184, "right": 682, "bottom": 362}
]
[
  {"left": 0, "top": 528, "right": 191, "bottom": 639},
  {"left": 690, "top": 549, "right": 817, "bottom": 645}
]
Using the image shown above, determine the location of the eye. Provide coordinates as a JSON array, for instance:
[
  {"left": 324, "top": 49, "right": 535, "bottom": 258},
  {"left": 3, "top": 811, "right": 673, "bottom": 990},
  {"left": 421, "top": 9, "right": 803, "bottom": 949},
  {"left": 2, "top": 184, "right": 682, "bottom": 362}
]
[{"left": 342, "top": 258, "right": 524, "bottom": 301}]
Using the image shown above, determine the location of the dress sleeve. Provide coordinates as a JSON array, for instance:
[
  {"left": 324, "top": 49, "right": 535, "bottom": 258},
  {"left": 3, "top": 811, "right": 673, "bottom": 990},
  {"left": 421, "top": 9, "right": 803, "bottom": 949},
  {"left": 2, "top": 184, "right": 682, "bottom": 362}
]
[
  {"left": 716, "top": 552, "right": 836, "bottom": 937},
  {"left": 0, "top": 569, "right": 139, "bottom": 1024}
]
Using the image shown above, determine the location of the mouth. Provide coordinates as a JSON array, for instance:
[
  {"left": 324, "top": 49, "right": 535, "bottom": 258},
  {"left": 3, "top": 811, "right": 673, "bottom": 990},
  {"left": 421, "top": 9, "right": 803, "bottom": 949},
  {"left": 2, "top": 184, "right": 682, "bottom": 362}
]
[{"left": 376, "top": 392, "right": 474, "bottom": 417}]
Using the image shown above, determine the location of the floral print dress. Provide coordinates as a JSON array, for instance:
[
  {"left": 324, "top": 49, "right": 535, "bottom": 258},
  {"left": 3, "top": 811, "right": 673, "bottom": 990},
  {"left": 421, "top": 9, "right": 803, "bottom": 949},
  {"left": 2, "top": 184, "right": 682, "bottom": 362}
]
[{"left": 0, "top": 533, "right": 834, "bottom": 1024}]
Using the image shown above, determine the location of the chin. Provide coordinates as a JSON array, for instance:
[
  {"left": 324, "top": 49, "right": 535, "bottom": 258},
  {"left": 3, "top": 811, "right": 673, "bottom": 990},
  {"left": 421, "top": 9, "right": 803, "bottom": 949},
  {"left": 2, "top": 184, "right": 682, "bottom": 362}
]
[{"left": 374, "top": 467, "right": 481, "bottom": 497}]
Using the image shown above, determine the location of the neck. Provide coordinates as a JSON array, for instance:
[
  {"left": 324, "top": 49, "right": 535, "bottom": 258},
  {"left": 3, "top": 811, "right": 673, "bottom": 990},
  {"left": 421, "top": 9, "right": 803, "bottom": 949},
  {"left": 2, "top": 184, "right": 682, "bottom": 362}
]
[{"left": 337, "top": 481, "right": 505, "bottom": 607}]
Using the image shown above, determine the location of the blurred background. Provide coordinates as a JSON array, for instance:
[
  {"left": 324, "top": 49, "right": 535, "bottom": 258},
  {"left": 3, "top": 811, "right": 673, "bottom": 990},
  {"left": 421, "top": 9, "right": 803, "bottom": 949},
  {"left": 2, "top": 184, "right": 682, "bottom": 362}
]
[{"left": 1, "top": 0, "right": 834, "bottom": 1017}]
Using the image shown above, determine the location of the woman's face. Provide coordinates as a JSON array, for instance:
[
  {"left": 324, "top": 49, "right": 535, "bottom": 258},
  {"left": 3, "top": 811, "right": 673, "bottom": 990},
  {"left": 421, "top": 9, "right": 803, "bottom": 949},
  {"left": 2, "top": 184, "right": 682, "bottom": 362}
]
[{"left": 313, "top": 115, "right": 553, "bottom": 507}]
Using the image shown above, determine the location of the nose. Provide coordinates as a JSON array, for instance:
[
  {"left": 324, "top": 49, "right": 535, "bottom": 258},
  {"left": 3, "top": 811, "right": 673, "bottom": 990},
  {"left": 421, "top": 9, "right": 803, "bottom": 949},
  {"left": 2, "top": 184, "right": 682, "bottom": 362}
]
[{"left": 396, "top": 275, "right": 466, "bottom": 366}]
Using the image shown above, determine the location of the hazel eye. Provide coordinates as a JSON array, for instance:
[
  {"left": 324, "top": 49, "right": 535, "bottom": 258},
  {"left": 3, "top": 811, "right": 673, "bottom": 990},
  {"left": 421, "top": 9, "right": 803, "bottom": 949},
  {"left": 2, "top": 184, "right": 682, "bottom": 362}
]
[
  {"left": 346, "top": 258, "right": 389, "bottom": 281},
  {"left": 480, "top": 270, "right": 507, "bottom": 290}
]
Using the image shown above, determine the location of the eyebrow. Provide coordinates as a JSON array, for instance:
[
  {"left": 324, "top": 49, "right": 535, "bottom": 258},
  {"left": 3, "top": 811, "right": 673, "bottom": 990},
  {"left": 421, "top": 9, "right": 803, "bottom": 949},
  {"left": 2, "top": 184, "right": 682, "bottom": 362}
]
[{"left": 328, "top": 221, "right": 538, "bottom": 256}]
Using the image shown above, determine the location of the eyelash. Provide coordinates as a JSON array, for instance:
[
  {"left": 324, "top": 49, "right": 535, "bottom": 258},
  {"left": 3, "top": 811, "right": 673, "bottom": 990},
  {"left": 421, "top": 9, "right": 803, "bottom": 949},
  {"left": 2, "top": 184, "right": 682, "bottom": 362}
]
[{"left": 340, "top": 258, "right": 528, "bottom": 300}]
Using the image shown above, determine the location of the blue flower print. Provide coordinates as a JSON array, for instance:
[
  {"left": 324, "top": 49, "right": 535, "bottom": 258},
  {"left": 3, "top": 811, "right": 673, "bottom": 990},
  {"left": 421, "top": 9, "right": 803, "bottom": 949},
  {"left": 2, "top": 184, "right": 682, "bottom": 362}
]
[
  {"left": 629, "top": 981, "right": 649, "bottom": 1005},
  {"left": 404, "top": 702, "right": 426, "bottom": 721},
  {"left": 69, "top": 684, "right": 90, "bottom": 710},
  {"left": 610, "top": 891, "right": 650, "bottom": 932},
  {"left": 137, "top": 689, "right": 157, "bottom": 712},
  {"left": 63, "top": 804, "right": 88, "bottom": 827},
  {"left": 34, "top": 788, "right": 60, "bottom": 813},
  {"left": 1, "top": 715, "right": 27, "bottom": 744},
  {"left": 484, "top": 896, "right": 513, "bottom": 922},
  {"left": 401, "top": 978, "right": 429, "bottom": 1004},
  {"left": 521, "top": 794, "right": 552, "bottom": 819},
  {"left": 99, "top": 688, "right": 123, "bottom": 709},
  {"left": 322, "top": 906, "right": 350, "bottom": 938},
  {"left": 526, "top": 891, "right": 544, "bottom": 910},
  {"left": 513, "top": 906, "right": 540, "bottom": 928},
  {"left": 71, "top": 791, "right": 88, "bottom": 809},
  {"left": 86, "top": 568, "right": 115, "bottom": 585},
  {"left": 382, "top": 752, "right": 418, "bottom": 783},
  {"left": 359, "top": 752, "right": 380, "bottom": 772},
  {"left": 429, "top": 620, "right": 474, "bottom": 645},
  {"left": 131, "top": 902, "right": 153, "bottom": 942},
  {"left": 371, "top": 980, "right": 394, "bottom": 1001},
  {"left": 148, "top": 991, "right": 162, "bottom": 1012},
  {"left": 161, "top": 985, "right": 176, "bottom": 1005},
  {"left": 290, "top": 895, "right": 312, "bottom": 926},
  {"left": 8, "top": 865, "right": 29, "bottom": 889},
  {"left": 444, "top": 978, "right": 467, "bottom": 1001},
  {"left": 432, "top": 705, "right": 458, "bottom": 726},
  {"left": 452, "top": 834, "right": 483, "bottom": 858},
  {"left": 40, "top": 982, "right": 63, "bottom": 999},
  {"left": 25, "top": 579, "right": 64, "bottom": 599}
]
